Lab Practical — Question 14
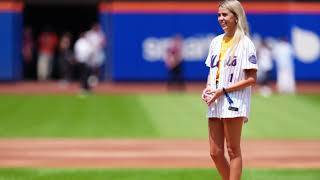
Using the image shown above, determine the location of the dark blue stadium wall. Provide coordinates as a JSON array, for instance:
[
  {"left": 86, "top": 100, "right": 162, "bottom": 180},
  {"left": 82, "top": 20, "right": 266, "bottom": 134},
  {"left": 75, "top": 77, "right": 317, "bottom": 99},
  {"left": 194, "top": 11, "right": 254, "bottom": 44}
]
[
  {"left": 100, "top": 2, "right": 320, "bottom": 81},
  {"left": 0, "top": 2, "right": 23, "bottom": 81}
]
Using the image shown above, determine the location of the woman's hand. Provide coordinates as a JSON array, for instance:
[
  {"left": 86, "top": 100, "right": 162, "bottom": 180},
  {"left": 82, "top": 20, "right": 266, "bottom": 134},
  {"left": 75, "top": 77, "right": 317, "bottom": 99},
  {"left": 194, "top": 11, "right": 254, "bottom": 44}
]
[
  {"left": 205, "top": 88, "right": 224, "bottom": 106},
  {"left": 201, "top": 86, "right": 213, "bottom": 103}
]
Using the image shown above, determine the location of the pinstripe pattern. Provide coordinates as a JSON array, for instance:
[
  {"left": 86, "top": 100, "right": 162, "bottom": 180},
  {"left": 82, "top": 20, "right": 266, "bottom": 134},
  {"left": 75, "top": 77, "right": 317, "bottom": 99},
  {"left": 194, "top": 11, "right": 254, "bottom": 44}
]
[{"left": 205, "top": 34, "right": 258, "bottom": 122}]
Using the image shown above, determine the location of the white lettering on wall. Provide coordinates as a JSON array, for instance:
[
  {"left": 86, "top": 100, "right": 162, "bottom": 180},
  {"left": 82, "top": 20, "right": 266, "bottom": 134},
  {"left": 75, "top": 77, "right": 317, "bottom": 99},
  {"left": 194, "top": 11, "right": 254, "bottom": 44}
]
[
  {"left": 143, "top": 27, "right": 320, "bottom": 64},
  {"left": 292, "top": 26, "right": 320, "bottom": 63},
  {"left": 142, "top": 34, "right": 215, "bottom": 62}
]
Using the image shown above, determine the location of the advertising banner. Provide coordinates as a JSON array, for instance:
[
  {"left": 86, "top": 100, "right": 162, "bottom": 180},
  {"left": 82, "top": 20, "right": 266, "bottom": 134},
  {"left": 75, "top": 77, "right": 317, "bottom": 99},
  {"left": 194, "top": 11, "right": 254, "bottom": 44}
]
[{"left": 101, "top": 2, "right": 320, "bottom": 81}]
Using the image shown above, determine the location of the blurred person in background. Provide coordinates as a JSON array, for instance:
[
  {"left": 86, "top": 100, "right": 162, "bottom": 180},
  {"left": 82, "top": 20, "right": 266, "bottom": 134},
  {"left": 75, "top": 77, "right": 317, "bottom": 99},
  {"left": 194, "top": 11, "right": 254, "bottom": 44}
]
[
  {"left": 22, "top": 26, "right": 36, "bottom": 80},
  {"left": 201, "top": 1, "right": 257, "bottom": 180},
  {"left": 57, "top": 32, "right": 74, "bottom": 87},
  {"left": 85, "top": 23, "right": 106, "bottom": 87},
  {"left": 37, "top": 26, "right": 58, "bottom": 81},
  {"left": 165, "top": 34, "right": 185, "bottom": 91},
  {"left": 257, "top": 38, "right": 273, "bottom": 97},
  {"left": 74, "top": 32, "right": 93, "bottom": 94},
  {"left": 272, "top": 36, "right": 296, "bottom": 94}
]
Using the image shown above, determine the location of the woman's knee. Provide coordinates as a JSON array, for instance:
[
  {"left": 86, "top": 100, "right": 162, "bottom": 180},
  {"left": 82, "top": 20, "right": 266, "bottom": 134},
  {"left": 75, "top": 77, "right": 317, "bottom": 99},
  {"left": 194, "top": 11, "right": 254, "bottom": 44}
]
[
  {"left": 226, "top": 145, "right": 242, "bottom": 159},
  {"left": 210, "top": 147, "right": 225, "bottom": 160}
]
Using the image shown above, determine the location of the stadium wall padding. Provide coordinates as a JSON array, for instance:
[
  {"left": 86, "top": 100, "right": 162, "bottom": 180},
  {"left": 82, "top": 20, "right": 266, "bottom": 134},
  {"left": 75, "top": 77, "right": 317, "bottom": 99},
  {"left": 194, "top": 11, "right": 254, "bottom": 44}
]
[
  {"left": 0, "top": 2, "right": 23, "bottom": 81},
  {"left": 100, "top": 2, "right": 320, "bottom": 81}
]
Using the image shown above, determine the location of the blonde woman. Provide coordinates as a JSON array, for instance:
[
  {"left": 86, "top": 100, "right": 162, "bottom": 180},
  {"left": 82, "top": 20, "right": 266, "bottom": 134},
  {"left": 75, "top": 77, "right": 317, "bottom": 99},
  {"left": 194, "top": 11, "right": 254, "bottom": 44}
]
[{"left": 201, "top": 0, "right": 258, "bottom": 179}]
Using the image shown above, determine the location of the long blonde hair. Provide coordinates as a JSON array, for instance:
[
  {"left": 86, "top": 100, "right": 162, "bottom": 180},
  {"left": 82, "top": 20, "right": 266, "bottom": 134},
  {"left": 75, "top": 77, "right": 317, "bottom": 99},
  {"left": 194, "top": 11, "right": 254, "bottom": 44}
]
[{"left": 219, "top": 0, "right": 249, "bottom": 57}]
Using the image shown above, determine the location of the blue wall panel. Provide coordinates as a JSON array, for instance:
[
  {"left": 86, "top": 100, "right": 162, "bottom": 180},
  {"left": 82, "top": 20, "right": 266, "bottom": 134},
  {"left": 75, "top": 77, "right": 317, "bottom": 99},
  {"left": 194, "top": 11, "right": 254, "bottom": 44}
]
[
  {"left": 0, "top": 12, "right": 22, "bottom": 81},
  {"left": 101, "top": 12, "right": 320, "bottom": 81}
]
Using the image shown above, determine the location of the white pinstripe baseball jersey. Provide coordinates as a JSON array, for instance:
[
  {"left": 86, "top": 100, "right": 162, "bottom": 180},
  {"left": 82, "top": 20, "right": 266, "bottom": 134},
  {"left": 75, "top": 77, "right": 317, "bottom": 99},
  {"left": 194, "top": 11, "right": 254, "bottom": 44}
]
[{"left": 205, "top": 34, "right": 258, "bottom": 122}]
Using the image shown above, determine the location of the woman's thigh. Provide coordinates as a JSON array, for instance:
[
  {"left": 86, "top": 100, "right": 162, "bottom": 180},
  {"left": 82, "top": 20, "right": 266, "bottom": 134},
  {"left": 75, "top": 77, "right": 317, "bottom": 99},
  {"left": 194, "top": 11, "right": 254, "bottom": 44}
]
[
  {"left": 223, "top": 117, "right": 244, "bottom": 156},
  {"left": 208, "top": 118, "right": 225, "bottom": 154}
]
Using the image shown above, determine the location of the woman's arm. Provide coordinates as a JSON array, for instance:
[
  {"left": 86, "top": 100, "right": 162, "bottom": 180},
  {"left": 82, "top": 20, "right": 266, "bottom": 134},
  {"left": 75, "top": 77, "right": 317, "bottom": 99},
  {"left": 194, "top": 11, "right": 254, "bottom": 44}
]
[
  {"left": 223, "top": 69, "right": 257, "bottom": 93},
  {"left": 206, "top": 74, "right": 211, "bottom": 88},
  {"left": 206, "top": 69, "right": 257, "bottom": 105},
  {"left": 202, "top": 74, "right": 212, "bottom": 101}
]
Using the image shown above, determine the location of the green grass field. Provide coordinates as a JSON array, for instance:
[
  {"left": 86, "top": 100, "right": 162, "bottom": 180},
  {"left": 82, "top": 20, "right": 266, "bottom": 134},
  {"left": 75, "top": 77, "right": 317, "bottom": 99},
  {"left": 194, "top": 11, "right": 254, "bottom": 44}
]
[
  {"left": 0, "top": 94, "right": 320, "bottom": 139},
  {"left": 0, "top": 93, "right": 319, "bottom": 179},
  {"left": 0, "top": 168, "right": 320, "bottom": 180}
]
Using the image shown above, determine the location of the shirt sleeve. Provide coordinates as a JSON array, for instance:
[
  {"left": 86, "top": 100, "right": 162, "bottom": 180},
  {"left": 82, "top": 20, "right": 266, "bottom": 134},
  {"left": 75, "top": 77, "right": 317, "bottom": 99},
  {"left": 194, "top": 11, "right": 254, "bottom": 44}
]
[
  {"left": 242, "top": 39, "right": 258, "bottom": 70},
  {"left": 205, "top": 39, "right": 215, "bottom": 67}
]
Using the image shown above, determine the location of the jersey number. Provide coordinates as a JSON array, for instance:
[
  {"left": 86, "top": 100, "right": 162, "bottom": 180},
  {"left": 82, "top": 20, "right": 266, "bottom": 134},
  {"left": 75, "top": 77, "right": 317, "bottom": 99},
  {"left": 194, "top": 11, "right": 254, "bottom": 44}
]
[{"left": 229, "top": 73, "right": 234, "bottom": 82}]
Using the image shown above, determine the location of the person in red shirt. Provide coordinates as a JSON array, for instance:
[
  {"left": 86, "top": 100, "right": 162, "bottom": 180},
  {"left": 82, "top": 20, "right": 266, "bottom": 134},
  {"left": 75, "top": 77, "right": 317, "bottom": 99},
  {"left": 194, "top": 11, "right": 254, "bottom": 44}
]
[{"left": 37, "top": 27, "right": 58, "bottom": 81}]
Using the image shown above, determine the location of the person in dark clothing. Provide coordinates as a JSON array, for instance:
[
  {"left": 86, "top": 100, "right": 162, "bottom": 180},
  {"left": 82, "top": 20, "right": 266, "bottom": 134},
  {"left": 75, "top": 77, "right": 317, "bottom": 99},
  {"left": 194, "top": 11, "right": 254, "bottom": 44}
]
[
  {"left": 57, "top": 32, "right": 74, "bottom": 86},
  {"left": 165, "top": 34, "right": 185, "bottom": 91},
  {"left": 22, "top": 26, "right": 36, "bottom": 80}
]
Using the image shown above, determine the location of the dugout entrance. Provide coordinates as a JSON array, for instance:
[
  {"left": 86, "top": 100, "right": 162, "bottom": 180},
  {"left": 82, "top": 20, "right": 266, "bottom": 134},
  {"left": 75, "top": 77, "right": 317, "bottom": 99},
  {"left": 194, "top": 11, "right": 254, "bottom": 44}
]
[{"left": 23, "top": 1, "right": 99, "bottom": 80}]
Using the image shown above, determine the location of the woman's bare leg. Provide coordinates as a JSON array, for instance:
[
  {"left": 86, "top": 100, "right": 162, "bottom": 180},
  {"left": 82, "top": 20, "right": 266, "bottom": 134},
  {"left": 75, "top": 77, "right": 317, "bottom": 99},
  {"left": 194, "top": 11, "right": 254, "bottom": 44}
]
[
  {"left": 223, "top": 117, "right": 244, "bottom": 180},
  {"left": 208, "top": 118, "right": 230, "bottom": 180}
]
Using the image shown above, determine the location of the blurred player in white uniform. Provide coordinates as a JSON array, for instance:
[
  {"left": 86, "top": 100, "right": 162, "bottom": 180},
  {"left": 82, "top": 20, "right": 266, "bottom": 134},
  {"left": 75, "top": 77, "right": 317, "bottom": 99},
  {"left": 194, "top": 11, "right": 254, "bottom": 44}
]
[
  {"left": 86, "top": 23, "right": 106, "bottom": 86},
  {"left": 273, "top": 37, "right": 295, "bottom": 94},
  {"left": 74, "top": 32, "right": 93, "bottom": 93},
  {"left": 257, "top": 39, "right": 273, "bottom": 97},
  {"left": 201, "top": 1, "right": 258, "bottom": 180}
]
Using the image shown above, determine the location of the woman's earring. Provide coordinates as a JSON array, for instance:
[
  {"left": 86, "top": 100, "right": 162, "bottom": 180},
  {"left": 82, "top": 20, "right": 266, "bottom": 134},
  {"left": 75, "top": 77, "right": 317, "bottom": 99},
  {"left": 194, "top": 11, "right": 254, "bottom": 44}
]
[{"left": 236, "top": 20, "right": 238, "bottom": 24}]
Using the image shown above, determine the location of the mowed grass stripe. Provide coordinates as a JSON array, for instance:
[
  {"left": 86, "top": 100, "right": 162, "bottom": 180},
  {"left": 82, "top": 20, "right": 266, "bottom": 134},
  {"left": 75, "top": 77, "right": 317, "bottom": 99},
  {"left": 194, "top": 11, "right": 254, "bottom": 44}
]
[
  {"left": 246, "top": 94, "right": 320, "bottom": 139},
  {"left": 137, "top": 93, "right": 207, "bottom": 138},
  {"left": 0, "top": 94, "right": 319, "bottom": 139},
  {"left": 0, "top": 95, "right": 158, "bottom": 138},
  {"left": 0, "top": 168, "right": 319, "bottom": 180}
]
